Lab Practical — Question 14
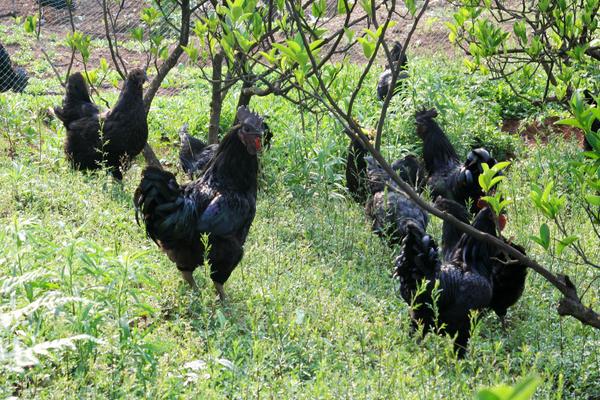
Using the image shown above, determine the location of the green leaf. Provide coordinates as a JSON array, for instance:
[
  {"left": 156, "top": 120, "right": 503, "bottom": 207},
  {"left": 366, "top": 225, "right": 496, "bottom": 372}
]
[
  {"left": 309, "top": 39, "right": 325, "bottom": 51},
  {"left": 477, "top": 376, "right": 540, "bottom": 400},
  {"left": 131, "top": 27, "right": 144, "bottom": 42},
  {"left": 530, "top": 235, "right": 545, "bottom": 248},
  {"left": 231, "top": 4, "right": 243, "bottom": 21},
  {"left": 273, "top": 43, "right": 297, "bottom": 62},
  {"left": 181, "top": 44, "right": 199, "bottom": 62},
  {"left": 357, "top": 37, "right": 375, "bottom": 59},
  {"left": 344, "top": 28, "right": 355, "bottom": 43},
  {"left": 259, "top": 50, "right": 277, "bottom": 65},
  {"left": 493, "top": 161, "right": 511, "bottom": 172},
  {"left": 24, "top": 15, "right": 38, "bottom": 34},
  {"left": 555, "top": 118, "right": 583, "bottom": 130},
  {"left": 557, "top": 235, "right": 578, "bottom": 256},
  {"left": 585, "top": 194, "right": 600, "bottom": 206},
  {"left": 539, "top": 223, "right": 550, "bottom": 250},
  {"left": 510, "top": 375, "right": 541, "bottom": 400},
  {"left": 287, "top": 40, "right": 302, "bottom": 54},
  {"left": 312, "top": 0, "right": 326, "bottom": 18},
  {"left": 159, "top": 46, "right": 169, "bottom": 60},
  {"left": 252, "top": 13, "right": 263, "bottom": 38},
  {"left": 405, "top": 0, "right": 416, "bottom": 15},
  {"left": 337, "top": 0, "right": 349, "bottom": 14},
  {"left": 359, "top": 0, "right": 373, "bottom": 17},
  {"left": 489, "top": 175, "right": 506, "bottom": 188},
  {"left": 99, "top": 57, "right": 109, "bottom": 72}
]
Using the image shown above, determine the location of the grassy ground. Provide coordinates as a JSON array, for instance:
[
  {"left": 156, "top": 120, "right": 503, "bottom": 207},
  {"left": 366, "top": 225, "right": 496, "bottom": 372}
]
[{"left": 1, "top": 51, "right": 599, "bottom": 398}]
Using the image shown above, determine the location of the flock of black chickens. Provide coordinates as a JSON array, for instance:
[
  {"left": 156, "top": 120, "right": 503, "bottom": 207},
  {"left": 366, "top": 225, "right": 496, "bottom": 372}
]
[
  {"left": 345, "top": 108, "right": 528, "bottom": 356},
  {"left": 0, "top": 36, "right": 534, "bottom": 358}
]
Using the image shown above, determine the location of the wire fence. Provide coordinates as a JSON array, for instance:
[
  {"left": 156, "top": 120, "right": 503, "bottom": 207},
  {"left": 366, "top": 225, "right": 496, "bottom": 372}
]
[
  {"left": 0, "top": 0, "right": 348, "bottom": 95},
  {"left": 1, "top": 0, "right": 183, "bottom": 94}
]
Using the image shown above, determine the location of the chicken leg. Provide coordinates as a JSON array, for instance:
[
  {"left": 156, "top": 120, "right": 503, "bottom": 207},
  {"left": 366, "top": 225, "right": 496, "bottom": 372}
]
[
  {"left": 213, "top": 282, "right": 226, "bottom": 302},
  {"left": 180, "top": 270, "right": 199, "bottom": 290}
]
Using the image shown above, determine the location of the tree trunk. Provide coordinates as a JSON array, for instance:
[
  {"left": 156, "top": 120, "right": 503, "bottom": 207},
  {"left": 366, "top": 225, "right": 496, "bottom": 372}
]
[
  {"left": 237, "top": 80, "right": 254, "bottom": 110},
  {"left": 139, "top": 0, "right": 191, "bottom": 169},
  {"left": 208, "top": 52, "right": 224, "bottom": 144}
]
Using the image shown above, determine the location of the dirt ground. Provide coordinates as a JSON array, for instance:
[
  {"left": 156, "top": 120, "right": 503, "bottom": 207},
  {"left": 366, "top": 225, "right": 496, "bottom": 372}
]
[
  {"left": 3, "top": 1, "right": 578, "bottom": 143},
  {"left": 0, "top": 0, "right": 459, "bottom": 69}
]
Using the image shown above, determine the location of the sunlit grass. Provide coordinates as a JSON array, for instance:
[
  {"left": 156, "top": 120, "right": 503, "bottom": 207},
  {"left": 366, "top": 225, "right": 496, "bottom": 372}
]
[{"left": 0, "top": 54, "right": 598, "bottom": 399}]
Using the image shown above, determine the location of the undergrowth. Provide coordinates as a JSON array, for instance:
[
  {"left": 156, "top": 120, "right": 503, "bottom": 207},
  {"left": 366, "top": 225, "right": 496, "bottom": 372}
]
[{"left": 0, "top": 52, "right": 598, "bottom": 399}]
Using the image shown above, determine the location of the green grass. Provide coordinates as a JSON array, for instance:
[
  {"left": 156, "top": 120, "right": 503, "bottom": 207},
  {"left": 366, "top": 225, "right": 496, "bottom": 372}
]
[{"left": 1, "top": 51, "right": 599, "bottom": 399}]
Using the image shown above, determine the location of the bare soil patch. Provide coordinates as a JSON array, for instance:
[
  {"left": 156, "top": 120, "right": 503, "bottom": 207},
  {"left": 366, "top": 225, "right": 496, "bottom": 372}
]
[{"left": 502, "top": 116, "right": 586, "bottom": 148}]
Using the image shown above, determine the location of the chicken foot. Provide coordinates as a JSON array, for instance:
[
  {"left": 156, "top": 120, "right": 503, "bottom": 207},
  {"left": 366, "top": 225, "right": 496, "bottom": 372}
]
[{"left": 213, "top": 282, "right": 226, "bottom": 302}]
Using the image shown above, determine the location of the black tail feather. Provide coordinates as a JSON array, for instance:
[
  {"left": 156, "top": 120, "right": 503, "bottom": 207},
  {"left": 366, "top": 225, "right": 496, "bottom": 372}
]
[
  {"left": 134, "top": 167, "right": 194, "bottom": 246},
  {"left": 394, "top": 223, "right": 440, "bottom": 303}
]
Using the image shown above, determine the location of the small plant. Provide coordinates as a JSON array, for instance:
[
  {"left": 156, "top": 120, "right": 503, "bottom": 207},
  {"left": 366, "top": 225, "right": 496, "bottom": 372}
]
[
  {"left": 476, "top": 375, "right": 541, "bottom": 400},
  {"left": 479, "top": 161, "right": 512, "bottom": 216}
]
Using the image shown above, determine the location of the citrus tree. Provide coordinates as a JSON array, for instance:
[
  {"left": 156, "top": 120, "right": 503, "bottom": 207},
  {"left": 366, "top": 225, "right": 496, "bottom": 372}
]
[{"left": 447, "top": 0, "right": 599, "bottom": 103}]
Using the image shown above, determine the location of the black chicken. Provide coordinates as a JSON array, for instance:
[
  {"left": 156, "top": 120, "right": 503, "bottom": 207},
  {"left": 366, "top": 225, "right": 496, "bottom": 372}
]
[
  {"left": 395, "top": 206, "right": 503, "bottom": 357},
  {"left": 54, "top": 72, "right": 99, "bottom": 123},
  {"left": 376, "top": 41, "right": 409, "bottom": 101},
  {"left": 179, "top": 124, "right": 218, "bottom": 179},
  {"left": 415, "top": 108, "right": 498, "bottom": 213},
  {"left": 56, "top": 69, "right": 148, "bottom": 180},
  {"left": 345, "top": 134, "right": 371, "bottom": 204},
  {"left": 134, "top": 106, "right": 264, "bottom": 300},
  {"left": 489, "top": 241, "right": 528, "bottom": 325},
  {"left": 0, "top": 43, "right": 28, "bottom": 93},
  {"left": 434, "top": 197, "right": 472, "bottom": 262},
  {"left": 36, "top": 0, "right": 75, "bottom": 10},
  {"left": 179, "top": 120, "right": 271, "bottom": 179},
  {"left": 436, "top": 197, "right": 527, "bottom": 325},
  {"left": 364, "top": 155, "right": 428, "bottom": 246}
]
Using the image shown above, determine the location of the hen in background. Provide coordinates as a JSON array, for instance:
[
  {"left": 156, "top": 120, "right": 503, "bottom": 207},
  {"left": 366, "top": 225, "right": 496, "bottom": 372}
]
[
  {"left": 433, "top": 197, "right": 472, "bottom": 261},
  {"left": 54, "top": 72, "right": 99, "bottom": 123},
  {"left": 36, "top": 0, "right": 75, "bottom": 10},
  {"left": 0, "top": 43, "right": 28, "bottom": 93},
  {"left": 135, "top": 106, "right": 264, "bottom": 300},
  {"left": 377, "top": 41, "right": 409, "bottom": 101},
  {"left": 345, "top": 133, "right": 371, "bottom": 204},
  {"left": 56, "top": 69, "right": 148, "bottom": 180},
  {"left": 179, "top": 124, "right": 218, "bottom": 179}
]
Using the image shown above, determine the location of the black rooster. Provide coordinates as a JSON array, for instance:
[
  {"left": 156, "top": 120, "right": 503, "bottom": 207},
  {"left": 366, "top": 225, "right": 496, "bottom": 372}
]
[
  {"left": 0, "top": 43, "right": 28, "bottom": 93},
  {"left": 179, "top": 120, "right": 271, "bottom": 179},
  {"left": 435, "top": 197, "right": 528, "bottom": 326},
  {"left": 56, "top": 69, "right": 148, "bottom": 180},
  {"left": 365, "top": 155, "right": 428, "bottom": 246},
  {"left": 134, "top": 106, "right": 264, "bottom": 300},
  {"left": 415, "top": 108, "right": 498, "bottom": 213},
  {"left": 376, "top": 41, "right": 409, "bottom": 101},
  {"left": 395, "top": 206, "right": 502, "bottom": 357}
]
